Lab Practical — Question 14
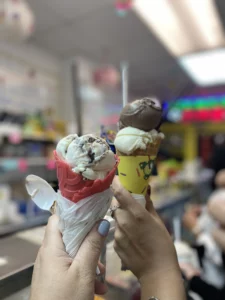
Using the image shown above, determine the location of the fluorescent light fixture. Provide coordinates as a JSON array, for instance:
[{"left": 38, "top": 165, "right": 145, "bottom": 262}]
[
  {"left": 178, "top": 49, "right": 225, "bottom": 86},
  {"left": 132, "top": 0, "right": 225, "bottom": 56},
  {"left": 133, "top": 0, "right": 192, "bottom": 56},
  {"left": 177, "top": 0, "right": 225, "bottom": 49}
]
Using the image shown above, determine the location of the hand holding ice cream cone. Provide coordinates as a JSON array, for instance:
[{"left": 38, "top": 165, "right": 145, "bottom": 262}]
[{"left": 26, "top": 133, "right": 119, "bottom": 258}]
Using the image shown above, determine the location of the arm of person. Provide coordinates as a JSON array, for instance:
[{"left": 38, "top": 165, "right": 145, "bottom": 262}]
[
  {"left": 111, "top": 177, "right": 186, "bottom": 300},
  {"left": 139, "top": 267, "right": 185, "bottom": 300}
]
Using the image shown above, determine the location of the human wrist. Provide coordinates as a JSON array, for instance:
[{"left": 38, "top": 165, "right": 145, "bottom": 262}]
[
  {"left": 139, "top": 265, "right": 186, "bottom": 300},
  {"left": 139, "top": 263, "right": 181, "bottom": 285}
]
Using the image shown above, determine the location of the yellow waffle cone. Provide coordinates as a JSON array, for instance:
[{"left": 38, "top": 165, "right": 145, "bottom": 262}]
[{"left": 117, "top": 138, "right": 162, "bottom": 195}]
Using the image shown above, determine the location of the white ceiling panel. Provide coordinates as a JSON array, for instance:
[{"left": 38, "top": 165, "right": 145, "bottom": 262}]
[
  {"left": 26, "top": 0, "right": 192, "bottom": 97},
  {"left": 40, "top": 0, "right": 113, "bottom": 21},
  {"left": 27, "top": 0, "right": 64, "bottom": 32}
]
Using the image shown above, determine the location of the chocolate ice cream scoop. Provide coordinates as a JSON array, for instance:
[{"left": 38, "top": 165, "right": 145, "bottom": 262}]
[{"left": 119, "top": 98, "right": 163, "bottom": 131}]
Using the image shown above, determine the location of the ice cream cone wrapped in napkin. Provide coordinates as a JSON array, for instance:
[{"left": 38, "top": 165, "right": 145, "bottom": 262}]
[
  {"left": 114, "top": 98, "right": 164, "bottom": 206},
  {"left": 25, "top": 134, "right": 118, "bottom": 258}
]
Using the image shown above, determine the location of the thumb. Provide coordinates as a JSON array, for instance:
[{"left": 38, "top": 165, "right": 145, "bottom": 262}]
[{"left": 73, "top": 220, "right": 110, "bottom": 273}]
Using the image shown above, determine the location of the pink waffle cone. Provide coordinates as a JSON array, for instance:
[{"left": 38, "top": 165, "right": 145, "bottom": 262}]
[{"left": 54, "top": 151, "right": 119, "bottom": 203}]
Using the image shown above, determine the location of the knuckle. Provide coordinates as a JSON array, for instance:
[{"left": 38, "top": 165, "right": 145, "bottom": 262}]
[
  {"left": 113, "top": 186, "right": 124, "bottom": 199},
  {"left": 118, "top": 219, "right": 129, "bottom": 230},
  {"left": 114, "top": 230, "right": 124, "bottom": 244},
  {"left": 133, "top": 210, "right": 145, "bottom": 223}
]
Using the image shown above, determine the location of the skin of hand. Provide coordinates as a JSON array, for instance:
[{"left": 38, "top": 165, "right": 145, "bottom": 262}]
[
  {"left": 111, "top": 177, "right": 186, "bottom": 300},
  {"left": 30, "top": 215, "right": 110, "bottom": 300},
  {"left": 183, "top": 205, "right": 202, "bottom": 233},
  {"left": 179, "top": 263, "right": 201, "bottom": 280}
]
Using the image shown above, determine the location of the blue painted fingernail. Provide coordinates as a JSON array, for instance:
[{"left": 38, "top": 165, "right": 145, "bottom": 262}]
[{"left": 98, "top": 220, "right": 110, "bottom": 237}]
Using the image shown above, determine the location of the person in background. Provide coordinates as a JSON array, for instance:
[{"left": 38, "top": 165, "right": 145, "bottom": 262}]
[
  {"left": 30, "top": 177, "right": 186, "bottom": 300},
  {"left": 183, "top": 170, "right": 225, "bottom": 237},
  {"left": 208, "top": 194, "right": 225, "bottom": 254},
  {"left": 215, "top": 169, "right": 225, "bottom": 189},
  {"left": 181, "top": 190, "right": 225, "bottom": 300}
]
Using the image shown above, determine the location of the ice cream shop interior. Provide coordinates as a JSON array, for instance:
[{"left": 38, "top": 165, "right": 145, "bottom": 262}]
[{"left": 2, "top": 1, "right": 225, "bottom": 300}]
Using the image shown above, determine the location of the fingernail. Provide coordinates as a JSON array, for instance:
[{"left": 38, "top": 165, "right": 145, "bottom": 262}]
[{"left": 98, "top": 220, "right": 110, "bottom": 237}]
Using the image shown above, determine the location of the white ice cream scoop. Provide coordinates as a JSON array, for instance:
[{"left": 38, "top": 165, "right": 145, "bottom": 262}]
[
  {"left": 56, "top": 134, "right": 116, "bottom": 180},
  {"left": 114, "top": 127, "right": 164, "bottom": 155}
]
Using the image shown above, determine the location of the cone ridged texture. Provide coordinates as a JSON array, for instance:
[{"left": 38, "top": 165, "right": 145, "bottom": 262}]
[{"left": 54, "top": 151, "right": 119, "bottom": 203}]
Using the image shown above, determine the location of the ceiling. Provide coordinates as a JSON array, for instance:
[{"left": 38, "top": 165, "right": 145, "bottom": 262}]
[{"left": 26, "top": 0, "right": 225, "bottom": 100}]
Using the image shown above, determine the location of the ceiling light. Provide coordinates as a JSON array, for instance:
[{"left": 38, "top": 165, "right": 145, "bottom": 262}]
[
  {"left": 132, "top": 0, "right": 225, "bottom": 56},
  {"left": 133, "top": 0, "right": 192, "bottom": 56},
  {"left": 175, "top": 0, "right": 224, "bottom": 49},
  {"left": 178, "top": 49, "right": 225, "bottom": 86}
]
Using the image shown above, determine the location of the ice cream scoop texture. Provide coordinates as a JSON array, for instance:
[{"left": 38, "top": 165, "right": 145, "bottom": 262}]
[
  {"left": 119, "top": 97, "right": 163, "bottom": 131},
  {"left": 114, "top": 127, "right": 164, "bottom": 155},
  {"left": 56, "top": 134, "right": 116, "bottom": 180}
]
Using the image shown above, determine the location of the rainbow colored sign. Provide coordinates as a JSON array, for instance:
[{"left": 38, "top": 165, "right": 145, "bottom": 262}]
[{"left": 165, "top": 94, "right": 225, "bottom": 122}]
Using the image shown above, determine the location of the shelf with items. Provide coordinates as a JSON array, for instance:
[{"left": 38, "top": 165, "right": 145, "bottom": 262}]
[
  {"left": 0, "top": 214, "right": 49, "bottom": 238},
  {"left": 0, "top": 157, "right": 56, "bottom": 170},
  {"left": 0, "top": 178, "right": 53, "bottom": 235},
  {"left": 0, "top": 126, "right": 57, "bottom": 178},
  {"left": 0, "top": 130, "right": 62, "bottom": 145},
  {"left": 21, "top": 134, "right": 58, "bottom": 143},
  {"left": 0, "top": 168, "right": 56, "bottom": 184},
  {"left": 0, "top": 130, "right": 61, "bottom": 144},
  {"left": 0, "top": 108, "right": 66, "bottom": 144},
  {"left": 0, "top": 156, "right": 57, "bottom": 184},
  {"left": 0, "top": 132, "right": 57, "bottom": 159}
]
